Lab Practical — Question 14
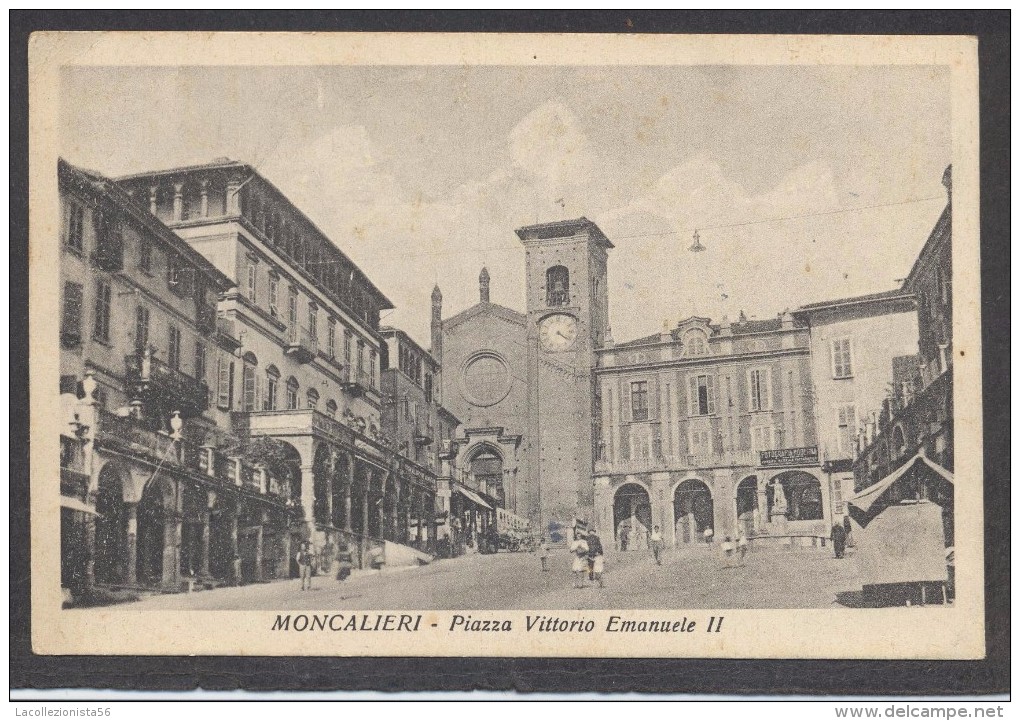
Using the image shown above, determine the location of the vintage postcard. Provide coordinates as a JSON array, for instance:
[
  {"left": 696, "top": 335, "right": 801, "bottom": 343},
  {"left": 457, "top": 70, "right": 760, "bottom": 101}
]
[{"left": 29, "top": 32, "right": 983, "bottom": 659}]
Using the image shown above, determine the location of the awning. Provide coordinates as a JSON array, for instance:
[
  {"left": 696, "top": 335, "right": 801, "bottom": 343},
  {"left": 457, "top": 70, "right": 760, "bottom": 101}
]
[
  {"left": 847, "top": 453, "right": 953, "bottom": 527},
  {"left": 61, "top": 496, "right": 100, "bottom": 516},
  {"left": 455, "top": 485, "right": 492, "bottom": 510}
]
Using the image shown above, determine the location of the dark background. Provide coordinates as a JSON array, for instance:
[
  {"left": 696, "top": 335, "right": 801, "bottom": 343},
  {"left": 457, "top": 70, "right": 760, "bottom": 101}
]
[{"left": 9, "top": 10, "right": 1010, "bottom": 696}]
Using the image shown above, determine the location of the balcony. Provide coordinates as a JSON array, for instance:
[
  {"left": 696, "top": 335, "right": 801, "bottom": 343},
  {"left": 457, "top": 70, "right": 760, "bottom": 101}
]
[
  {"left": 438, "top": 439, "right": 457, "bottom": 460},
  {"left": 216, "top": 316, "right": 242, "bottom": 351},
  {"left": 340, "top": 368, "right": 373, "bottom": 397},
  {"left": 285, "top": 326, "right": 317, "bottom": 364},
  {"left": 96, "top": 408, "right": 181, "bottom": 465},
  {"left": 125, "top": 351, "right": 209, "bottom": 418},
  {"left": 235, "top": 408, "right": 356, "bottom": 449},
  {"left": 414, "top": 423, "right": 434, "bottom": 447},
  {"left": 594, "top": 449, "right": 758, "bottom": 476}
]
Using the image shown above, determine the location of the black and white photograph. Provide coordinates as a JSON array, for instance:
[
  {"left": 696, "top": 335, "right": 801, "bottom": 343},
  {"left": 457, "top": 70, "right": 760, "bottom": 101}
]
[{"left": 27, "top": 31, "right": 985, "bottom": 662}]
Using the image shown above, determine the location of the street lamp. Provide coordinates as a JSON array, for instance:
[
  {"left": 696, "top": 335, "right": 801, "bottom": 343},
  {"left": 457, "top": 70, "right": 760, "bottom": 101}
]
[{"left": 688, "top": 229, "right": 705, "bottom": 253}]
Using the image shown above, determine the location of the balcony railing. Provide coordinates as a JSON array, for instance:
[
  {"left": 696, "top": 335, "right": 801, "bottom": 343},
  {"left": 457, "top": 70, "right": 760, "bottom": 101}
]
[
  {"left": 285, "top": 326, "right": 317, "bottom": 364},
  {"left": 124, "top": 352, "right": 209, "bottom": 418},
  {"left": 594, "top": 449, "right": 759, "bottom": 475},
  {"left": 340, "top": 368, "right": 373, "bottom": 397}
]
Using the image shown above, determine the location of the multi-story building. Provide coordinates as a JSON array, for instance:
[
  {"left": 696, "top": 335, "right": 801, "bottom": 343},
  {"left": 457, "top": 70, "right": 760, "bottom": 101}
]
[
  {"left": 379, "top": 324, "right": 461, "bottom": 553},
  {"left": 592, "top": 313, "right": 825, "bottom": 549},
  {"left": 854, "top": 167, "right": 953, "bottom": 513},
  {"left": 794, "top": 290, "right": 919, "bottom": 522},
  {"left": 57, "top": 159, "right": 285, "bottom": 595},
  {"left": 116, "top": 160, "right": 398, "bottom": 568}
]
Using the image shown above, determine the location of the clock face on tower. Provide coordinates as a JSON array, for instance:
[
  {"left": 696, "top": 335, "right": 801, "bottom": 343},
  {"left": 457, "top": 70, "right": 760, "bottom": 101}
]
[{"left": 539, "top": 313, "right": 579, "bottom": 352}]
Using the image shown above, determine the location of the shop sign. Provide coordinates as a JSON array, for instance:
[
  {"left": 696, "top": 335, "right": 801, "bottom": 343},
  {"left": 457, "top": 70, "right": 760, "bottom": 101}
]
[{"left": 759, "top": 446, "right": 819, "bottom": 468}]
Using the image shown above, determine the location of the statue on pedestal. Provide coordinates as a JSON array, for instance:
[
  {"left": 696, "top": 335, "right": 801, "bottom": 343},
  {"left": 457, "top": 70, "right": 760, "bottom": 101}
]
[{"left": 770, "top": 479, "right": 788, "bottom": 519}]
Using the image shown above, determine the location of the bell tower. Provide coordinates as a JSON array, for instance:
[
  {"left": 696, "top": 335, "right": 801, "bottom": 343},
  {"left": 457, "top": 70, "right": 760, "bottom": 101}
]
[{"left": 515, "top": 217, "right": 612, "bottom": 535}]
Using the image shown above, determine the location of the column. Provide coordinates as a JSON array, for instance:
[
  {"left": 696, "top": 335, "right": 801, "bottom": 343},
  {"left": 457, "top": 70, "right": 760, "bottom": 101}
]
[
  {"left": 199, "top": 179, "right": 210, "bottom": 218},
  {"left": 125, "top": 502, "right": 138, "bottom": 585},
  {"left": 229, "top": 502, "right": 239, "bottom": 585},
  {"left": 226, "top": 177, "right": 241, "bottom": 215},
  {"left": 402, "top": 495, "right": 412, "bottom": 545},
  {"left": 344, "top": 454, "right": 354, "bottom": 533},
  {"left": 199, "top": 507, "right": 211, "bottom": 578},
  {"left": 148, "top": 185, "right": 158, "bottom": 216},
  {"left": 361, "top": 468, "right": 372, "bottom": 565},
  {"left": 163, "top": 509, "right": 182, "bottom": 589},
  {"left": 172, "top": 183, "right": 184, "bottom": 222},
  {"left": 299, "top": 463, "right": 315, "bottom": 535},
  {"left": 426, "top": 494, "right": 437, "bottom": 549},
  {"left": 757, "top": 478, "right": 769, "bottom": 526},
  {"left": 253, "top": 511, "right": 266, "bottom": 583}
]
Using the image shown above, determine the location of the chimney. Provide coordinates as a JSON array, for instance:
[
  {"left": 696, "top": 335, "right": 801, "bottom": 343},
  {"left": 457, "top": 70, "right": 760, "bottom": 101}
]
[
  {"left": 942, "top": 164, "right": 952, "bottom": 203},
  {"left": 479, "top": 267, "right": 490, "bottom": 303}
]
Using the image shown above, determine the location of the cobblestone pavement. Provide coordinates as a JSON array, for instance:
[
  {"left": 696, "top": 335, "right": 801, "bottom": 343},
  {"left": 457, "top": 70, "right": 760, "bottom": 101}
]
[{"left": 125, "top": 544, "right": 863, "bottom": 611}]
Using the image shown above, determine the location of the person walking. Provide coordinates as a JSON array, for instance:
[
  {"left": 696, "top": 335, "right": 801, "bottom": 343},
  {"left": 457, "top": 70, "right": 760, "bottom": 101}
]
[
  {"left": 297, "top": 540, "right": 316, "bottom": 591},
  {"left": 843, "top": 515, "right": 855, "bottom": 548},
  {"left": 537, "top": 536, "right": 550, "bottom": 571},
  {"left": 335, "top": 540, "right": 354, "bottom": 582},
  {"left": 569, "top": 531, "right": 589, "bottom": 588},
  {"left": 736, "top": 533, "right": 749, "bottom": 566},
  {"left": 831, "top": 522, "right": 847, "bottom": 559},
  {"left": 720, "top": 535, "right": 736, "bottom": 569},
  {"left": 703, "top": 527, "right": 714, "bottom": 545},
  {"left": 586, "top": 528, "right": 606, "bottom": 588},
  {"left": 650, "top": 525, "right": 664, "bottom": 565}
]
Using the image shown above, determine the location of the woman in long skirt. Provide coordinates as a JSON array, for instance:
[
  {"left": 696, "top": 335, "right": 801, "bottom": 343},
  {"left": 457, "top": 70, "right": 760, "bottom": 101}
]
[{"left": 569, "top": 532, "right": 589, "bottom": 588}]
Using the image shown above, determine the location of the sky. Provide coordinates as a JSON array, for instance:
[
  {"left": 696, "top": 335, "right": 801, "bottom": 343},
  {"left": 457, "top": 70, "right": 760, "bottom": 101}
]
[{"left": 60, "top": 64, "right": 951, "bottom": 348}]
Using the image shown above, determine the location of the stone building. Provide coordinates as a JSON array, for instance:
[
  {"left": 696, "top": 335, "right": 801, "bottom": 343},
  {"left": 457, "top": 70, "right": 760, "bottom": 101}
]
[
  {"left": 854, "top": 167, "right": 954, "bottom": 523},
  {"left": 56, "top": 159, "right": 277, "bottom": 595},
  {"left": 437, "top": 218, "right": 611, "bottom": 539},
  {"left": 379, "top": 325, "right": 462, "bottom": 553},
  {"left": 592, "top": 313, "right": 826, "bottom": 549},
  {"left": 116, "top": 160, "right": 400, "bottom": 570},
  {"left": 794, "top": 290, "right": 919, "bottom": 522}
]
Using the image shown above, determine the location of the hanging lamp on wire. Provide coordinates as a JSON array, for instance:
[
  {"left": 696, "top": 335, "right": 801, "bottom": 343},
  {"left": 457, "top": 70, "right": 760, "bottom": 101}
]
[{"left": 688, "top": 229, "right": 705, "bottom": 253}]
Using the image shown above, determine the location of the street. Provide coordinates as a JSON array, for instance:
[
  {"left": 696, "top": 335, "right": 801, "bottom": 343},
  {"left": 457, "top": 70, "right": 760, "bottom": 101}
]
[{"left": 128, "top": 545, "right": 863, "bottom": 611}]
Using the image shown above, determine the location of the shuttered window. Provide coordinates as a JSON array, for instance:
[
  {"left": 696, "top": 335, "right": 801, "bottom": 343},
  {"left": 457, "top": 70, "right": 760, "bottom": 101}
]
[
  {"left": 134, "top": 306, "right": 150, "bottom": 353},
  {"left": 92, "top": 280, "right": 111, "bottom": 342},
  {"left": 688, "top": 374, "right": 715, "bottom": 416},
  {"left": 748, "top": 368, "right": 772, "bottom": 412},
  {"left": 831, "top": 338, "right": 853, "bottom": 378},
  {"left": 217, "top": 354, "right": 234, "bottom": 409},
  {"left": 61, "top": 282, "right": 84, "bottom": 347}
]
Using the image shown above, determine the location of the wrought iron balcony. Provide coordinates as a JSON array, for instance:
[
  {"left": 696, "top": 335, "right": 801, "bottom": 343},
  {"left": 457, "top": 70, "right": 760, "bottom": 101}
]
[
  {"left": 285, "top": 326, "right": 317, "bottom": 364},
  {"left": 124, "top": 351, "right": 209, "bottom": 418}
]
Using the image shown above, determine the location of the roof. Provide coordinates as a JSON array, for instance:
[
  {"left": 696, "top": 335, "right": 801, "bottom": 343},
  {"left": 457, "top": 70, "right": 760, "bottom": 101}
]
[
  {"left": 379, "top": 326, "right": 439, "bottom": 369},
  {"left": 796, "top": 288, "right": 916, "bottom": 314},
  {"left": 848, "top": 453, "right": 954, "bottom": 527},
  {"left": 114, "top": 159, "right": 394, "bottom": 310},
  {"left": 442, "top": 301, "right": 526, "bottom": 331},
  {"left": 612, "top": 315, "right": 804, "bottom": 348},
  {"left": 614, "top": 333, "right": 662, "bottom": 349},
  {"left": 515, "top": 217, "right": 614, "bottom": 249},
  {"left": 903, "top": 204, "right": 951, "bottom": 292},
  {"left": 59, "top": 159, "right": 234, "bottom": 292}
]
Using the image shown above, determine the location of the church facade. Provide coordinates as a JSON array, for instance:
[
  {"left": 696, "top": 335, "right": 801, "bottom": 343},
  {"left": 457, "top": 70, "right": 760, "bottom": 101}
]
[{"left": 436, "top": 218, "right": 611, "bottom": 538}]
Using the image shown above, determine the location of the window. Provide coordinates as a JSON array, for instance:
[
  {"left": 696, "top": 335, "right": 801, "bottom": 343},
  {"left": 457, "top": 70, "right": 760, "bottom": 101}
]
[
  {"left": 688, "top": 374, "right": 715, "bottom": 416},
  {"left": 168, "top": 326, "right": 182, "bottom": 370},
  {"left": 65, "top": 201, "right": 85, "bottom": 254},
  {"left": 168, "top": 254, "right": 181, "bottom": 287},
  {"left": 684, "top": 330, "right": 708, "bottom": 356},
  {"left": 357, "top": 340, "right": 365, "bottom": 375},
  {"left": 306, "top": 388, "right": 319, "bottom": 411},
  {"left": 424, "top": 373, "right": 433, "bottom": 403},
  {"left": 308, "top": 304, "right": 317, "bottom": 344},
  {"left": 194, "top": 342, "right": 207, "bottom": 384},
  {"left": 134, "top": 306, "right": 150, "bottom": 353},
  {"left": 287, "top": 287, "right": 298, "bottom": 334},
  {"left": 265, "top": 366, "right": 280, "bottom": 410},
  {"left": 325, "top": 399, "right": 338, "bottom": 418},
  {"left": 217, "top": 354, "right": 234, "bottom": 409},
  {"left": 344, "top": 329, "right": 353, "bottom": 371},
  {"left": 139, "top": 237, "right": 152, "bottom": 273},
  {"left": 327, "top": 319, "right": 336, "bottom": 359},
  {"left": 751, "top": 426, "right": 774, "bottom": 454},
  {"left": 546, "top": 265, "right": 570, "bottom": 306},
  {"left": 688, "top": 428, "right": 711, "bottom": 455},
  {"left": 286, "top": 377, "right": 299, "bottom": 410},
  {"left": 268, "top": 275, "right": 279, "bottom": 318},
  {"left": 836, "top": 404, "right": 857, "bottom": 457},
  {"left": 630, "top": 381, "right": 649, "bottom": 421},
  {"left": 241, "top": 353, "right": 258, "bottom": 412},
  {"left": 630, "top": 432, "right": 652, "bottom": 460},
  {"left": 61, "top": 282, "right": 84, "bottom": 348},
  {"left": 369, "top": 349, "right": 377, "bottom": 388},
  {"left": 748, "top": 368, "right": 772, "bottom": 412},
  {"left": 92, "top": 280, "right": 111, "bottom": 342},
  {"left": 831, "top": 338, "right": 853, "bottom": 379},
  {"left": 247, "top": 261, "right": 257, "bottom": 303}
]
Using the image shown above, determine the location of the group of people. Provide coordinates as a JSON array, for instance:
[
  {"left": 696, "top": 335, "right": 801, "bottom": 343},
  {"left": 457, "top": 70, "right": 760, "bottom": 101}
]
[
  {"left": 295, "top": 538, "right": 358, "bottom": 591},
  {"left": 830, "top": 515, "right": 855, "bottom": 559},
  {"left": 566, "top": 528, "right": 606, "bottom": 588}
]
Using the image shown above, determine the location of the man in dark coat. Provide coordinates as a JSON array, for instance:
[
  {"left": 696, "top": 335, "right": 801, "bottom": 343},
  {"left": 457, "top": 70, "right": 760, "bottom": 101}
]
[{"left": 831, "top": 522, "right": 847, "bottom": 559}]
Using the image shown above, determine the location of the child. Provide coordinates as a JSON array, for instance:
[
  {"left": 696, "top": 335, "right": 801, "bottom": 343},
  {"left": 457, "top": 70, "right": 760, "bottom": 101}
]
[{"left": 537, "top": 537, "right": 550, "bottom": 571}]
